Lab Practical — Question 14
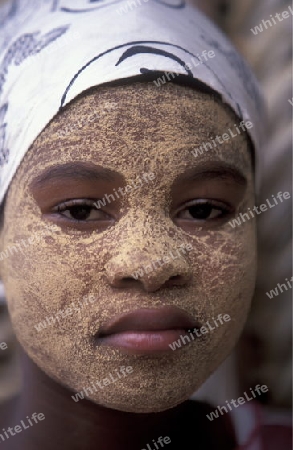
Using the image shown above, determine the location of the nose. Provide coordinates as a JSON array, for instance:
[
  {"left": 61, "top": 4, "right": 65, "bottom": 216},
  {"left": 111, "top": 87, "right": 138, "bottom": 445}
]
[{"left": 104, "top": 245, "right": 192, "bottom": 293}]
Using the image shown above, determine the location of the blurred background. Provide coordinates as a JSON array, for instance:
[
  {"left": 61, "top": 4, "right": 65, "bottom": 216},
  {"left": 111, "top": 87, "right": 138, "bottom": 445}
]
[{"left": 0, "top": 0, "right": 292, "bottom": 416}]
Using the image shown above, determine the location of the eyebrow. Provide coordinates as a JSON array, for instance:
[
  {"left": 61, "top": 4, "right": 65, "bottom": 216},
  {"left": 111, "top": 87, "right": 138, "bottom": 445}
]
[
  {"left": 30, "top": 162, "right": 118, "bottom": 190},
  {"left": 178, "top": 162, "right": 248, "bottom": 187}
]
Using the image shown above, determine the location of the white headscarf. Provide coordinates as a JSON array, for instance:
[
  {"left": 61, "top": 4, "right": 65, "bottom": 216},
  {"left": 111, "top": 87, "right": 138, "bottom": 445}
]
[{"left": 0, "top": 0, "right": 265, "bottom": 205}]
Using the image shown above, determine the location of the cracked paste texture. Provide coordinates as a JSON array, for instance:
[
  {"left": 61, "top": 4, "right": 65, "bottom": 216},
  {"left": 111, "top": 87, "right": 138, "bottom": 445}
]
[{"left": 0, "top": 82, "right": 256, "bottom": 413}]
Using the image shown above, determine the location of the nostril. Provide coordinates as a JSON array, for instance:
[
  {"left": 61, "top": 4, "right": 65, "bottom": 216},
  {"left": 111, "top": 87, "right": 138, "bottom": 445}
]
[
  {"left": 124, "top": 277, "right": 135, "bottom": 282},
  {"left": 165, "top": 275, "right": 187, "bottom": 287},
  {"left": 120, "top": 277, "right": 142, "bottom": 287}
]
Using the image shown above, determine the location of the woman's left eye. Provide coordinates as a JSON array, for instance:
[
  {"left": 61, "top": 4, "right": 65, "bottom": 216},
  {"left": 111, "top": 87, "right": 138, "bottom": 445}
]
[
  {"left": 53, "top": 200, "right": 111, "bottom": 221},
  {"left": 176, "top": 200, "right": 232, "bottom": 221}
]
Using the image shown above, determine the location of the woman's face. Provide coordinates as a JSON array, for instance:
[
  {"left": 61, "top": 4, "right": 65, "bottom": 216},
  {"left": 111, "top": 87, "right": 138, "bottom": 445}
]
[{"left": 0, "top": 82, "right": 256, "bottom": 413}]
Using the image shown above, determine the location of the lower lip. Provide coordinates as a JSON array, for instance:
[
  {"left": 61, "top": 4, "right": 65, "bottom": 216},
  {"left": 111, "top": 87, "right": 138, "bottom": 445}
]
[{"left": 98, "top": 330, "right": 190, "bottom": 354}]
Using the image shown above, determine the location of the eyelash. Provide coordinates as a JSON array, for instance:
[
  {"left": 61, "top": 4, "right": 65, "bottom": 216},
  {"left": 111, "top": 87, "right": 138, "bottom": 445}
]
[
  {"left": 175, "top": 199, "right": 233, "bottom": 221},
  {"left": 53, "top": 199, "right": 111, "bottom": 222},
  {"left": 53, "top": 198, "right": 233, "bottom": 223}
]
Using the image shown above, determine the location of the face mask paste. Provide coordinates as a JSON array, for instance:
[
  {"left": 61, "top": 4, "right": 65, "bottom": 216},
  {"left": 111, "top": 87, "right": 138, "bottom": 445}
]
[{"left": 0, "top": 82, "right": 256, "bottom": 413}]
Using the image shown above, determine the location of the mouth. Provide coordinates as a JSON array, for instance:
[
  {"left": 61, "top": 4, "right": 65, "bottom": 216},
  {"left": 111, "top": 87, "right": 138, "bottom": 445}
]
[{"left": 95, "top": 306, "right": 201, "bottom": 355}]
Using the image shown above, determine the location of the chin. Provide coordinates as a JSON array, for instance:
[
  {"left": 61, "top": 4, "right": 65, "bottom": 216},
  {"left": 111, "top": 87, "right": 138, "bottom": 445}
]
[
  {"left": 75, "top": 376, "right": 203, "bottom": 414},
  {"left": 89, "top": 394, "right": 190, "bottom": 414}
]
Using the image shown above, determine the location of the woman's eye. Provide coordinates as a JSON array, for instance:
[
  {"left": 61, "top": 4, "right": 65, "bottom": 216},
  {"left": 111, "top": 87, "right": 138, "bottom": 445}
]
[
  {"left": 54, "top": 200, "right": 111, "bottom": 221},
  {"left": 176, "top": 200, "right": 231, "bottom": 221}
]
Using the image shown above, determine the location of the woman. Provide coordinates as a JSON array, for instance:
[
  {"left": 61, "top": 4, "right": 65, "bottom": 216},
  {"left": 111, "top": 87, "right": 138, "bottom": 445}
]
[{"left": 0, "top": 1, "right": 267, "bottom": 448}]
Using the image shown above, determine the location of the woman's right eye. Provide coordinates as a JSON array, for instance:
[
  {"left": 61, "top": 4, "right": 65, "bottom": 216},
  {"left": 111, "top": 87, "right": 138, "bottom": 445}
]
[{"left": 54, "top": 200, "right": 112, "bottom": 222}]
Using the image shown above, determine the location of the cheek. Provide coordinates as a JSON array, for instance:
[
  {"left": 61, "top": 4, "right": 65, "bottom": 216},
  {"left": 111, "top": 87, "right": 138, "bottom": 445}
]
[
  {"left": 2, "top": 227, "right": 108, "bottom": 336},
  {"left": 175, "top": 225, "right": 257, "bottom": 391},
  {"left": 188, "top": 224, "right": 257, "bottom": 341}
]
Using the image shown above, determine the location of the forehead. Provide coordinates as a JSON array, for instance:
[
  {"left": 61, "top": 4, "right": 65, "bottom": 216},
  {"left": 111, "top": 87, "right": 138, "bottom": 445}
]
[{"left": 22, "top": 82, "right": 252, "bottom": 182}]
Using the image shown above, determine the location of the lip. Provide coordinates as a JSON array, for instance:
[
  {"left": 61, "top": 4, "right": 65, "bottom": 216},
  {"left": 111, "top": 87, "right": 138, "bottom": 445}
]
[{"left": 96, "top": 306, "right": 201, "bottom": 354}]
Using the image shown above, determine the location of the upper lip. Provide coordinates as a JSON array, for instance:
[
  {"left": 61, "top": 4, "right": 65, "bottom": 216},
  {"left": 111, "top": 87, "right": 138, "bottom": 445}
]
[{"left": 98, "top": 306, "right": 200, "bottom": 337}]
